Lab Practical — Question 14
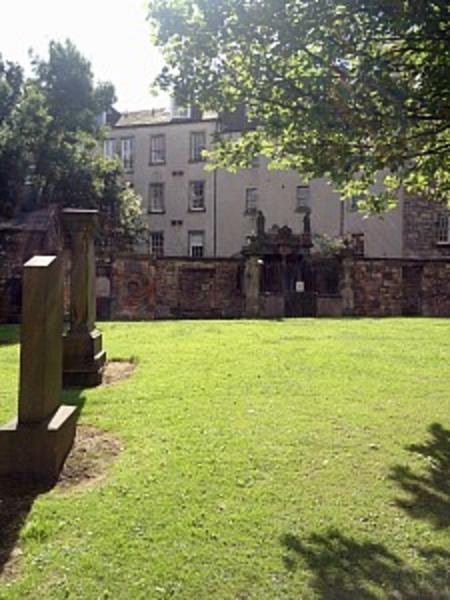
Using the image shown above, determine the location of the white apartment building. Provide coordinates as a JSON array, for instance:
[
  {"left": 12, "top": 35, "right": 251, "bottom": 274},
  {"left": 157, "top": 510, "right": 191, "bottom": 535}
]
[{"left": 105, "top": 108, "right": 403, "bottom": 258}]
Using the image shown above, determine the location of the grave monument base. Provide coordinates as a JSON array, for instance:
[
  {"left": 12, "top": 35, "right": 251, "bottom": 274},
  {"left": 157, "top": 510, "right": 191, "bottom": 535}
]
[
  {"left": 0, "top": 405, "right": 78, "bottom": 480},
  {"left": 63, "top": 329, "right": 106, "bottom": 387}
]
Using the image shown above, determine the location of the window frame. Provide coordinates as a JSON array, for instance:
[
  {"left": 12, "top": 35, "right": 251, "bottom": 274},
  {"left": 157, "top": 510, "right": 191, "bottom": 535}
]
[
  {"left": 250, "top": 155, "right": 260, "bottom": 169},
  {"left": 148, "top": 182, "right": 166, "bottom": 214},
  {"left": 120, "top": 137, "right": 134, "bottom": 171},
  {"left": 295, "top": 185, "right": 311, "bottom": 212},
  {"left": 174, "top": 105, "right": 192, "bottom": 119},
  {"left": 149, "top": 134, "right": 166, "bottom": 165},
  {"left": 436, "top": 213, "right": 450, "bottom": 244},
  {"left": 245, "top": 187, "right": 259, "bottom": 215},
  {"left": 190, "top": 131, "right": 207, "bottom": 162},
  {"left": 150, "top": 231, "right": 164, "bottom": 257},
  {"left": 189, "top": 180, "right": 206, "bottom": 212},
  {"left": 188, "top": 230, "right": 205, "bottom": 258},
  {"left": 103, "top": 138, "right": 116, "bottom": 159}
]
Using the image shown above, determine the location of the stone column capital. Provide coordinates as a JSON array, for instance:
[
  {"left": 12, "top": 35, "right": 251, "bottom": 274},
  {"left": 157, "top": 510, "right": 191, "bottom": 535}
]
[{"left": 62, "top": 209, "right": 99, "bottom": 235}]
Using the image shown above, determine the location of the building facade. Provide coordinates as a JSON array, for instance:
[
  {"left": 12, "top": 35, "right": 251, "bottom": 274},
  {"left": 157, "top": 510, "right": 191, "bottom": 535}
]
[{"left": 105, "top": 109, "right": 445, "bottom": 260}]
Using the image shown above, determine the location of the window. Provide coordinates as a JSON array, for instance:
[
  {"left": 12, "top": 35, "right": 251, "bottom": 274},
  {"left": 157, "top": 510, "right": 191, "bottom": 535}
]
[
  {"left": 296, "top": 186, "right": 311, "bottom": 211},
  {"left": 148, "top": 183, "right": 165, "bottom": 213},
  {"left": 120, "top": 137, "right": 134, "bottom": 170},
  {"left": 190, "top": 131, "right": 206, "bottom": 162},
  {"left": 250, "top": 155, "right": 260, "bottom": 168},
  {"left": 245, "top": 188, "right": 258, "bottom": 215},
  {"left": 189, "top": 231, "right": 205, "bottom": 257},
  {"left": 104, "top": 139, "right": 115, "bottom": 159},
  {"left": 174, "top": 105, "right": 191, "bottom": 119},
  {"left": 349, "top": 194, "right": 364, "bottom": 212},
  {"left": 189, "top": 181, "right": 206, "bottom": 211},
  {"left": 436, "top": 214, "right": 450, "bottom": 244},
  {"left": 150, "top": 134, "right": 166, "bottom": 164},
  {"left": 150, "top": 231, "right": 164, "bottom": 257}
]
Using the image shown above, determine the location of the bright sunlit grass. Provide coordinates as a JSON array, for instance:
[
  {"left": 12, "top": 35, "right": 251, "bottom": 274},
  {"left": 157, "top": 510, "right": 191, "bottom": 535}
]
[{"left": 0, "top": 319, "right": 449, "bottom": 599}]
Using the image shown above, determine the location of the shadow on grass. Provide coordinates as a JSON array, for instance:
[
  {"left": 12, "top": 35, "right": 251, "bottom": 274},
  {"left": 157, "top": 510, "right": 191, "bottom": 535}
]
[
  {"left": 0, "top": 477, "right": 52, "bottom": 577},
  {"left": 389, "top": 423, "right": 450, "bottom": 530},
  {"left": 281, "top": 530, "right": 450, "bottom": 599},
  {"left": 280, "top": 424, "right": 450, "bottom": 599},
  {"left": 63, "top": 388, "right": 87, "bottom": 418},
  {"left": 0, "top": 325, "right": 20, "bottom": 346},
  {"left": 0, "top": 392, "right": 86, "bottom": 577}
]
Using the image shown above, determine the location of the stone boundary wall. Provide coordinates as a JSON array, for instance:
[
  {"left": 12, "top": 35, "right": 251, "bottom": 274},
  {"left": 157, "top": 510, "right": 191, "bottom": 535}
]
[
  {"left": 108, "top": 256, "right": 244, "bottom": 320},
  {"left": 3, "top": 251, "right": 450, "bottom": 322},
  {"left": 348, "top": 257, "right": 450, "bottom": 317},
  {"left": 108, "top": 255, "right": 450, "bottom": 320},
  {"left": 351, "top": 259, "right": 403, "bottom": 316},
  {"left": 418, "top": 262, "right": 450, "bottom": 317},
  {"left": 0, "top": 212, "right": 61, "bottom": 323}
]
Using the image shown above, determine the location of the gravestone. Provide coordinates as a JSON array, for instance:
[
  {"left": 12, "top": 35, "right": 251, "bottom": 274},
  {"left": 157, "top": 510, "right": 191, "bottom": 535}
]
[
  {"left": 63, "top": 209, "right": 106, "bottom": 387},
  {"left": 244, "top": 256, "right": 261, "bottom": 317},
  {"left": 0, "top": 256, "right": 77, "bottom": 479}
]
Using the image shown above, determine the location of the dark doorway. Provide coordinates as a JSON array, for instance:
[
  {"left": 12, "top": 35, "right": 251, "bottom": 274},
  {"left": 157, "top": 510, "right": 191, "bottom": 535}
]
[
  {"left": 402, "top": 265, "right": 423, "bottom": 316},
  {"left": 261, "top": 256, "right": 282, "bottom": 294}
]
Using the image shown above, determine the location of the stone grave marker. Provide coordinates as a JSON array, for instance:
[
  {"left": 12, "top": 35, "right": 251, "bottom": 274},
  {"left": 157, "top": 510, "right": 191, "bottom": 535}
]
[
  {"left": 0, "top": 255, "right": 77, "bottom": 479},
  {"left": 62, "top": 208, "right": 106, "bottom": 387}
]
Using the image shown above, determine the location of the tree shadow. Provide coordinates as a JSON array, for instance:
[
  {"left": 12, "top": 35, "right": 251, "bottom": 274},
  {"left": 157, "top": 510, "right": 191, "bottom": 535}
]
[
  {"left": 0, "top": 325, "right": 20, "bottom": 346},
  {"left": 281, "top": 529, "right": 450, "bottom": 599},
  {"left": 280, "top": 424, "right": 450, "bottom": 598},
  {"left": 389, "top": 423, "right": 450, "bottom": 530}
]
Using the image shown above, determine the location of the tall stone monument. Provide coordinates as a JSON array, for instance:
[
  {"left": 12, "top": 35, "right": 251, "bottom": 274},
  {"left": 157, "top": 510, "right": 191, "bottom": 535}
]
[
  {"left": 63, "top": 209, "right": 106, "bottom": 387},
  {"left": 0, "top": 256, "right": 77, "bottom": 479},
  {"left": 244, "top": 256, "right": 262, "bottom": 317}
]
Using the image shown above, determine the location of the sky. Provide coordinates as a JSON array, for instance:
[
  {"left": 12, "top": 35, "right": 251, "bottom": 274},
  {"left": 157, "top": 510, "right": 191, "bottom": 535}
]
[{"left": 0, "top": 0, "right": 168, "bottom": 111}]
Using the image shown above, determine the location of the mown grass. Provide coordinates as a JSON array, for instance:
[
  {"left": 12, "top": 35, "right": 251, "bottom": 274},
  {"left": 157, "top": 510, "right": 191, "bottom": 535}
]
[{"left": 0, "top": 319, "right": 449, "bottom": 599}]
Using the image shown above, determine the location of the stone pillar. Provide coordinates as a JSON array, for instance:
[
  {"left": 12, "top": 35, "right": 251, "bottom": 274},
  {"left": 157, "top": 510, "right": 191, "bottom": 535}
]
[
  {"left": 244, "top": 256, "right": 261, "bottom": 317},
  {"left": 341, "top": 255, "right": 355, "bottom": 315},
  {"left": 256, "top": 210, "right": 266, "bottom": 239},
  {"left": 0, "top": 256, "right": 77, "bottom": 479},
  {"left": 63, "top": 209, "right": 106, "bottom": 387},
  {"left": 19, "top": 256, "right": 63, "bottom": 423}
]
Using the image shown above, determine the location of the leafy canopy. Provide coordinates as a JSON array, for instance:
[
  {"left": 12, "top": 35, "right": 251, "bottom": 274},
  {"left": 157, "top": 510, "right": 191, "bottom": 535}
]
[
  {"left": 149, "top": 0, "right": 450, "bottom": 211},
  {"left": 0, "top": 40, "right": 144, "bottom": 245}
]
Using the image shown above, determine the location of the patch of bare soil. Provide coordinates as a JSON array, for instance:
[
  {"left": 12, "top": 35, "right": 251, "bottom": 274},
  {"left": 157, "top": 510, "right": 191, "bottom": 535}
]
[
  {"left": 57, "top": 425, "right": 123, "bottom": 492},
  {"left": 102, "top": 360, "right": 135, "bottom": 386},
  {"left": 0, "top": 426, "right": 123, "bottom": 581}
]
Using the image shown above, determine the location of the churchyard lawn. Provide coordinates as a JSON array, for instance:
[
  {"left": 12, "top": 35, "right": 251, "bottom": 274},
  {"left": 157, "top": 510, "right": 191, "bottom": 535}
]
[{"left": 0, "top": 319, "right": 449, "bottom": 599}]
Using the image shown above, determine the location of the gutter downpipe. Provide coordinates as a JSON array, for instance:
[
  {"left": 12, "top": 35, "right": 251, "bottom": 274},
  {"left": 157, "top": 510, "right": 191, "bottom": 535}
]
[{"left": 213, "top": 119, "right": 220, "bottom": 257}]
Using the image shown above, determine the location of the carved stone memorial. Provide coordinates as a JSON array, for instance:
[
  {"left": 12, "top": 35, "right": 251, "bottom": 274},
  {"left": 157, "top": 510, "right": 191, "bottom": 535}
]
[
  {"left": 0, "top": 256, "right": 77, "bottom": 479},
  {"left": 63, "top": 209, "right": 106, "bottom": 387},
  {"left": 242, "top": 210, "right": 314, "bottom": 317}
]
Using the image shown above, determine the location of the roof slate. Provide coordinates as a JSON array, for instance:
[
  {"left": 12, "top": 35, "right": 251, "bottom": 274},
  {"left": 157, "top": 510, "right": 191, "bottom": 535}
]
[{"left": 114, "top": 109, "right": 218, "bottom": 128}]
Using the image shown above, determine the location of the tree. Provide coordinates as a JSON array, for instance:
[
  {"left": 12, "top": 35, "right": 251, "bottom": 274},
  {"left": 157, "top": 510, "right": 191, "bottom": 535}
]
[
  {"left": 0, "top": 41, "right": 145, "bottom": 245},
  {"left": 0, "top": 56, "right": 22, "bottom": 123},
  {"left": 149, "top": 0, "right": 450, "bottom": 212},
  {"left": 0, "top": 56, "right": 26, "bottom": 215},
  {"left": 31, "top": 40, "right": 115, "bottom": 134}
]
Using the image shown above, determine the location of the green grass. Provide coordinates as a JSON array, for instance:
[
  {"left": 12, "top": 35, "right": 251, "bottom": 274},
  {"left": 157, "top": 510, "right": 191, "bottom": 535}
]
[{"left": 0, "top": 319, "right": 449, "bottom": 599}]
